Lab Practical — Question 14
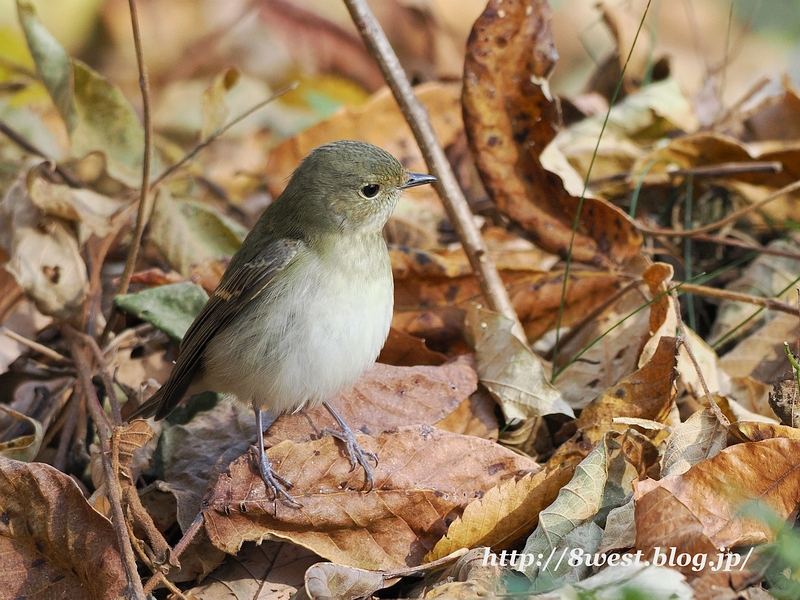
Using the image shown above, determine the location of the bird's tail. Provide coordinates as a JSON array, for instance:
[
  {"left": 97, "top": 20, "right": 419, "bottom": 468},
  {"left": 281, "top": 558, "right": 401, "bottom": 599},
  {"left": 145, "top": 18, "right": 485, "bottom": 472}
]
[{"left": 126, "top": 387, "right": 164, "bottom": 421}]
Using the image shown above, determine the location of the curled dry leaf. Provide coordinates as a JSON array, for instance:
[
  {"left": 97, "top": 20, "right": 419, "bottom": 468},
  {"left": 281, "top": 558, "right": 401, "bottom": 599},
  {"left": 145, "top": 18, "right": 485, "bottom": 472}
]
[
  {"left": 302, "top": 562, "right": 387, "bottom": 600},
  {"left": 203, "top": 425, "right": 540, "bottom": 571},
  {"left": 462, "top": 0, "right": 642, "bottom": 265},
  {"left": 0, "top": 172, "right": 88, "bottom": 321},
  {"left": 0, "top": 405, "right": 42, "bottom": 461},
  {"left": 0, "top": 457, "right": 126, "bottom": 598},
  {"left": 573, "top": 335, "right": 678, "bottom": 445},
  {"left": 554, "top": 260, "right": 673, "bottom": 407},
  {"left": 635, "top": 438, "right": 800, "bottom": 551}
]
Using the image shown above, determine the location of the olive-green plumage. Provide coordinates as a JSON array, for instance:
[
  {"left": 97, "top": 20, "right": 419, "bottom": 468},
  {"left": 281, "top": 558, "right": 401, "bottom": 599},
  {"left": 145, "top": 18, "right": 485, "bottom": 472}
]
[{"left": 130, "top": 140, "right": 436, "bottom": 503}]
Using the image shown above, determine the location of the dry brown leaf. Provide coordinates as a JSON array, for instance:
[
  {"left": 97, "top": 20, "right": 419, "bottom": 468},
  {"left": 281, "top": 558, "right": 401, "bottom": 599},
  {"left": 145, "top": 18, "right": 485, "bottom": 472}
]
[
  {"left": 264, "top": 357, "right": 479, "bottom": 445},
  {"left": 433, "top": 389, "right": 499, "bottom": 440},
  {"left": 729, "top": 421, "right": 800, "bottom": 444},
  {"left": 0, "top": 171, "right": 88, "bottom": 321},
  {"left": 190, "top": 541, "right": 320, "bottom": 600},
  {"left": 301, "top": 562, "right": 387, "bottom": 600},
  {"left": 392, "top": 244, "right": 622, "bottom": 349},
  {"left": 378, "top": 327, "right": 448, "bottom": 367},
  {"left": 0, "top": 457, "right": 126, "bottom": 598},
  {"left": 635, "top": 438, "right": 800, "bottom": 550},
  {"left": 553, "top": 259, "right": 671, "bottom": 407},
  {"left": 462, "top": 0, "right": 642, "bottom": 266},
  {"left": 0, "top": 255, "right": 25, "bottom": 328},
  {"left": 203, "top": 425, "right": 540, "bottom": 570},
  {"left": 574, "top": 335, "right": 678, "bottom": 445},
  {"left": 634, "top": 486, "right": 720, "bottom": 576}
]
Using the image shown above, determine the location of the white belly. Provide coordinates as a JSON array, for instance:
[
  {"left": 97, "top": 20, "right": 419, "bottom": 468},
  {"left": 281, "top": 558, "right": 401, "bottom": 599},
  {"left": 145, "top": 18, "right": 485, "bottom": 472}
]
[{"left": 200, "top": 235, "right": 393, "bottom": 414}]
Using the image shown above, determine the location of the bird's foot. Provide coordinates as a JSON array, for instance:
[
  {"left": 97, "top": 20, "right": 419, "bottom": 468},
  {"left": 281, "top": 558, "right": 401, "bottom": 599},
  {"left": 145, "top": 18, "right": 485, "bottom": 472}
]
[
  {"left": 251, "top": 444, "right": 302, "bottom": 507},
  {"left": 322, "top": 401, "right": 378, "bottom": 491}
]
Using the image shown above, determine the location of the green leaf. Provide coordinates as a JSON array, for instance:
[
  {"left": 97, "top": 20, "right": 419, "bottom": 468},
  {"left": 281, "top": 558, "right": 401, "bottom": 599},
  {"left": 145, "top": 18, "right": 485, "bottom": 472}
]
[
  {"left": 114, "top": 282, "right": 208, "bottom": 344},
  {"left": 149, "top": 189, "right": 246, "bottom": 277},
  {"left": 16, "top": 1, "right": 74, "bottom": 127},
  {"left": 17, "top": 1, "right": 157, "bottom": 187}
]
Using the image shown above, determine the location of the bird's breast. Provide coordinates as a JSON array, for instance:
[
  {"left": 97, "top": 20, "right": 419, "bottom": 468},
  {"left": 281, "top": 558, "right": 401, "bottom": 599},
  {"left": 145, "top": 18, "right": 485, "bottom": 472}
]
[{"left": 202, "top": 234, "right": 394, "bottom": 414}]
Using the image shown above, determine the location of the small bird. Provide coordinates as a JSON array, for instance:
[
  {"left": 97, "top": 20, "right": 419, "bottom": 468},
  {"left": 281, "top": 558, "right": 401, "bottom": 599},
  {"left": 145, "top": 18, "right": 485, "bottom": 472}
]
[{"left": 130, "top": 140, "right": 436, "bottom": 504}]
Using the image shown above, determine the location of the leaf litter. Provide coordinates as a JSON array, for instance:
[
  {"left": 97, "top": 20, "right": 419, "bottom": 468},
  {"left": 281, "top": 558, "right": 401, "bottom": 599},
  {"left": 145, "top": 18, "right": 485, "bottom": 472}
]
[{"left": 1, "top": 0, "right": 800, "bottom": 599}]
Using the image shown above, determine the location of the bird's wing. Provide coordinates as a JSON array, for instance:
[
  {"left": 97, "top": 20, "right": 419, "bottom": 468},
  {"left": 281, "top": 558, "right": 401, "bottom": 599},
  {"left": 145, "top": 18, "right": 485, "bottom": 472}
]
[{"left": 129, "top": 238, "right": 301, "bottom": 420}]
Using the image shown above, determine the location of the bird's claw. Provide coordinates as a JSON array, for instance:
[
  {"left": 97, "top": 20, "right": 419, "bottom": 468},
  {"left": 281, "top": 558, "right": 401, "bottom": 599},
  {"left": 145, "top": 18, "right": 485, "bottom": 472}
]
[
  {"left": 252, "top": 444, "right": 302, "bottom": 507},
  {"left": 322, "top": 425, "right": 378, "bottom": 492}
]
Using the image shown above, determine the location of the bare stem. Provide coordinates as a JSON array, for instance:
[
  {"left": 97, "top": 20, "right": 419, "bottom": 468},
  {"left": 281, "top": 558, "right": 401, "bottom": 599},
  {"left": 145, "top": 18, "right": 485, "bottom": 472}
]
[
  {"left": 69, "top": 337, "right": 145, "bottom": 599},
  {"left": 678, "top": 282, "right": 799, "bottom": 316},
  {"left": 118, "top": 0, "right": 153, "bottom": 299},
  {"left": 670, "top": 290, "right": 728, "bottom": 425}
]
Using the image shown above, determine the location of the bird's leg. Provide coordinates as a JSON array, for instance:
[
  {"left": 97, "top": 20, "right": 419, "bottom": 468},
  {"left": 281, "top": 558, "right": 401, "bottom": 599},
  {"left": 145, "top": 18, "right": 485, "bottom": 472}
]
[
  {"left": 254, "top": 408, "right": 301, "bottom": 506},
  {"left": 322, "top": 401, "right": 378, "bottom": 491}
]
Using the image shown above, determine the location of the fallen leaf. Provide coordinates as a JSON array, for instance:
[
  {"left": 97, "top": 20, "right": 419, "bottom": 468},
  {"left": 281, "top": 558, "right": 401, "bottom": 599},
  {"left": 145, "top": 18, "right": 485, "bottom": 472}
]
[
  {"left": 634, "top": 438, "right": 800, "bottom": 551},
  {"left": 465, "top": 303, "right": 571, "bottom": 421},
  {"left": 0, "top": 457, "right": 126, "bottom": 598},
  {"left": 203, "top": 425, "right": 540, "bottom": 570},
  {"left": 425, "top": 462, "right": 574, "bottom": 562},
  {"left": 148, "top": 188, "right": 247, "bottom": 278},
  {"left": 661, "top": 409, "right": 728, "bottom": 478},
  {"left": 462, "top": 0, "right": 642, "bottom": 265},
  {"left": 0, "top": 171, "right": 88, "bottom": 320}
]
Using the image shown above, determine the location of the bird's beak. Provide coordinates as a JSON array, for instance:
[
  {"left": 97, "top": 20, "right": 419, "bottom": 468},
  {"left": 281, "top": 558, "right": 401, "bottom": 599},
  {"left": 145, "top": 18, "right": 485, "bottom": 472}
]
[{"left": 401, "top": 172, "right": 437, "bottom": 189}]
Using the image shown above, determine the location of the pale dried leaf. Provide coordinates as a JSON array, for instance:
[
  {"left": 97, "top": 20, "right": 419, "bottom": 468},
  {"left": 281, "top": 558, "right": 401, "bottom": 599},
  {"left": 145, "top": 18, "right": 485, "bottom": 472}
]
[
  {"left": 466, "top": 303, "right": 571, "bottom": 421},
  {"left": 661, "top": 409, "right": 728, "bottom": 477}
]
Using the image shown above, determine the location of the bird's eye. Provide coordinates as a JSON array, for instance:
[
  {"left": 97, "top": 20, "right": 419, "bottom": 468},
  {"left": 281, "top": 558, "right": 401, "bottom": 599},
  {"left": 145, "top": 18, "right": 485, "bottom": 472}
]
[{"left": 361, "top": 184, "right": 380, "bottom": 198}]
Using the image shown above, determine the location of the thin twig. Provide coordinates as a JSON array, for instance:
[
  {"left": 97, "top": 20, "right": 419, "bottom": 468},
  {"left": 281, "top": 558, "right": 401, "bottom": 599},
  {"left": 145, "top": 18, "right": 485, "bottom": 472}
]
[
  {"left": 118, "top": 0, "right": 153, "bottom": 300},
  {"left": 670, "top": 290, "right": 729, "bottom": 425},
  {"left": 3, "top": 329, "right": 68, "bottom": 362},
  {"left": 53, "top": 387, "right": 81, "bottom": 472},
  {"left": 638, "top": 179, "right": 800, "bottom": 237},
  {"left": 141, "top": 513, "right": 204, "bottom": 596},
  {"left": 72, "top": 329, "right": 123, "bottom": 425},
  {"left": 69, "top": 337, "right": 145, "bottom": 599},
  {"left": 690, "top": 233, "right": 800, "bottom": 261},
  {"left": 343, "top": 0, "right": 523, "bottom": 338},
  {"left": 678, "top": 282, "right": 799, "bottom": 316},
  {"left": 149, "top": 83, "right": 298, "bottom": 190},
  {"left": 590, "top": 160, "right": 783, "bottom": 186},
  {"left": 0, "top": 119, "right": 83, "bottom": 187}
]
